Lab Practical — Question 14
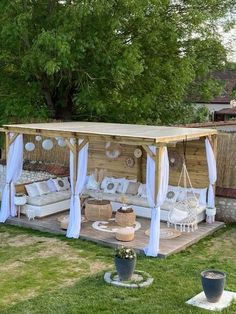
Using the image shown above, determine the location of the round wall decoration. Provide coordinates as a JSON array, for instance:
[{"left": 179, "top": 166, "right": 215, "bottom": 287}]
[
  {"left": 57, "top": 138, "right": 66, "bottom": 147},
  {"left": 25, "top": 142, "right": 35, "bottom": 152},
  {"left": 168, "top": 151, "right": 183, "bottom": 170},
  {"left": 134, "top": 148, "right": 142, "bottom": 158},
  {"left": 125, "top": 157, "right": 135, "bottom": 168},
  {"left": 105, "top": 142, "right": 122, "bottom": 159},
  {"left": 42, "top": 139, "right": 53, "bottom": 150},
  {"left": 35, "top": 135, "right": 42, "bottom": 142}
]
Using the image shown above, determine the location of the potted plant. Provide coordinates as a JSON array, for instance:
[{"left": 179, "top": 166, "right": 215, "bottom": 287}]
[
  {"left": 14, "top": 193, "right": 27, "bottom": 206},
  {"left": 201, "top": 270, "right": 226, "bottom": 303},
  {"left": 114, "top": 246, "right": 136, "bottom": 281}
]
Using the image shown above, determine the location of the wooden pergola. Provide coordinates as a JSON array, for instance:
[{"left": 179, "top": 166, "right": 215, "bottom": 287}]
[{"left": 1, "top": 121, "right": 218, "bottom": 201}]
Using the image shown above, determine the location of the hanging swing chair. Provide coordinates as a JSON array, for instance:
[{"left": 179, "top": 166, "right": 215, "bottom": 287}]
[{"left": 167, "top": 140, "right": 199, "bottom": 232}]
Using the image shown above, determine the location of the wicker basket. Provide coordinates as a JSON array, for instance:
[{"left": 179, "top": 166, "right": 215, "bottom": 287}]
[
  {"left": 85, "top": 200, "right": 112, "bottom": 221},
  {"left": 115, "top": 208, "right": 136, "bottom": 227},
  {"left": 116, "top": 227, "right": 135, "bottom": 242}
]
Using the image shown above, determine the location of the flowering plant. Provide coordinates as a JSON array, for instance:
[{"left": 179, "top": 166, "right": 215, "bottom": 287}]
[{"left": 115, "top": 246, "right": 136, "bottom": 259}]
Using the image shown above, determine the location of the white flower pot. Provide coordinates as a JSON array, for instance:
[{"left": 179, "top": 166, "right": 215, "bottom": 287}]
[{"left": 14, "top": 195, "right": 27, "bottom": 206}]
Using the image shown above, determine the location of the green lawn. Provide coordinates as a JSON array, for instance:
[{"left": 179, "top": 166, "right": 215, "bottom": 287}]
[{"left": 0, "top": 224, "right": 235, "bottom": 314}]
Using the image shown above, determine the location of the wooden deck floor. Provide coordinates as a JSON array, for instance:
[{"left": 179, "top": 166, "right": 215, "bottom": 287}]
[{"left": 6, "top": 213, "right": 224, "bottom": 258}]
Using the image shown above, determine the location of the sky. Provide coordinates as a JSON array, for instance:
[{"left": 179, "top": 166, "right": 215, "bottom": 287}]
[{"left": 222, "top": 26, "right": 236, "bottom": 62}]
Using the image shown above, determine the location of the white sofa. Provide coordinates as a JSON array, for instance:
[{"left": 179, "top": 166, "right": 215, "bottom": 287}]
[
  {"left": 83, "top": 188, "right": 206, "bottom": 223},
  {"left": 21, "top": 190, "right": 71, "bottom": 218}
]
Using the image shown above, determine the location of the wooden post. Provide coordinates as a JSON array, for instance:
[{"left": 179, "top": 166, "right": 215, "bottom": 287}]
[
  {"left": 73, "top": 138, "right": 79, "bottom": 189},
  {"left": 136, "top": 146, "right": 143, "bottom": 183},
  {"left": 154, "top": 145, "right": 165, "bottom": 201},
  {"left": 5, "top": 132, "right": 10, "bottom": 159},
  {"left": 212, "top": 134, "right": 217, "bottom": 194}
]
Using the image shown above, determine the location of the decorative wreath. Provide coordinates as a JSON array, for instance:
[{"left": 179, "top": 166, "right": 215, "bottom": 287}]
[{"left": 105, "top": 142, "right": 122, "bottom": 159}]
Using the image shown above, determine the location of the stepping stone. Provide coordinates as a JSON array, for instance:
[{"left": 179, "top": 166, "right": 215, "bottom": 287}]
[{"left": 186, "top": 290, "right": 236, "bottom": 311}]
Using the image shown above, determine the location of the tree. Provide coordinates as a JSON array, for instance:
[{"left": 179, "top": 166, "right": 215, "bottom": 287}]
[{"left": 0, "top": 0, "right": 235, "bottom": 125}]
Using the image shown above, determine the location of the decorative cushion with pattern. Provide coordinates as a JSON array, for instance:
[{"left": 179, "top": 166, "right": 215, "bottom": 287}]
[
  {"left": 104, "top": 179, "right": 119, "bottom": 194},
  {"left": 165, "top": 186, "right": 180, "bottom": 203}
]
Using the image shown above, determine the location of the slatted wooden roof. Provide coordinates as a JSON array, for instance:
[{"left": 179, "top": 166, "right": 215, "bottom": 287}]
[{"left": 3, "top": 122, "right": 217, "bottom": 145}]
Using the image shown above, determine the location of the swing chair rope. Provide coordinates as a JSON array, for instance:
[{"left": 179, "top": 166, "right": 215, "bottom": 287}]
[{"left": 177, "top": 138, "right": 198, "bottom": 202}]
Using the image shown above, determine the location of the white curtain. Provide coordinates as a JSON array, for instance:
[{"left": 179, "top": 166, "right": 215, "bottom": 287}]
[
  {"left": 67, "top": 139, "right": 88, "bottom": 238},
  {"left": 145, "top": 146, "right": 169, "bottom": 257},
  {"left": 0, "top": 134, "right": 23, "bottom": 222},
  {"left": 205, "top": 138, "right": 217, "bottom": 222},
  {"left": 205, "top": 138, "right": 217, "bottom": 207}
]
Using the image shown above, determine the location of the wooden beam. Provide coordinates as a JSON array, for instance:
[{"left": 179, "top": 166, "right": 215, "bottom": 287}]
[
  {"left": 64, "top": 139, "right": 76, "bottom": 154},
  {"left": 78, "top": 138, "right": 89, "bottom": 152},
  {"left": 9, "top": 133, "right": 19, "bottom": 146},
  {"left": 142, "top": 145, "right": 155, "bottom": 161},
  {"left": 5, "top": 132, "right": 9, "bottom": 157}
]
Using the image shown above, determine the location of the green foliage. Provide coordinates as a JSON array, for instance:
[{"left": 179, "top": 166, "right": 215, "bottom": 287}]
[{"left": 0, "top": 0, "right": 235, "bottom": 125}]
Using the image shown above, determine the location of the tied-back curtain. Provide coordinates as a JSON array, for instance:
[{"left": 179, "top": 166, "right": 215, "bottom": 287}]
[
  {"left": 144, "top": 146, "right": 169, "bottom": 257},
  {"left": 67, "top": 139, "right": 88, "bottom": 238},
  {"left": 205, "top": 138, "right": 217, "bottom": 208},
  {"left": 0, "top": 134, "right": 23, "bottom": 222}
]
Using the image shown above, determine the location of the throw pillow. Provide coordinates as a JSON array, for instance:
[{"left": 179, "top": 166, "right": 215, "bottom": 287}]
[
  {"left": 104, "top": 179, "right": 119, "bottom": 194},
  {"left": 101, "top": 176, "right": 110, "bottom": 190},
  {"left": 116, "top": 178, "right": 127, "bottom": 193},
  {"left": 126, "top": 182, "right": 140, "bottom": 195},
  {"left": 25, "top": 183, "right": 40, "bottom": 197},
  {"left": 47, "top": 178, "right": 57, "bottom": 192},
  {"left": 60, "top": 176, "right": 70, "bottom": 190},
  {"left": 53, "top": 178, "right": 68, "bottom": 192},
  {"left": 35, "top": 181, "right": 51, "bottom": 195},
  {"left": 86, "top": 174, "right": 100, "bottom": 190},
  {"left": 137, "top": 183, "right": 147, "bottom": 198},
  {"left": 165, "top": 186, "right": 179, "bottom": 203}
]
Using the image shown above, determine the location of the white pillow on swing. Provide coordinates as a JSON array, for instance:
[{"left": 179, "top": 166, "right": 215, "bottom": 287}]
[{"left": 170, "top": 207, "right": 189, "bottom": 222}]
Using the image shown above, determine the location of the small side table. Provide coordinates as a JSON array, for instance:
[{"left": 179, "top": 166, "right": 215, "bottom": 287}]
[
  {"left": 14, "top": 194, "right": 27, "bottom": 218},
  {"left": 85, "top": 199, "right": 112, "bottom": 221}
]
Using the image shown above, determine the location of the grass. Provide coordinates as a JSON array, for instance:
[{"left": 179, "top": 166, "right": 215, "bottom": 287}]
[{"left": 0, "top": 223, "right": 235, "bottom": 314}]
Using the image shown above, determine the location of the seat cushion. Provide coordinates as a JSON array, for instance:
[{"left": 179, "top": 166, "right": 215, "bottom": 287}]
[{"left": 27, "top": 190, "right": 71, "bottom": 206}]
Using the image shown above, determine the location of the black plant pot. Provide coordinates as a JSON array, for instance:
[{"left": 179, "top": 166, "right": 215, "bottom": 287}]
[
  {"left": 115, "top": 256, "right": 136, "bottom": 281},
  {"left": 201, "top": 270, "right": 226, "bottom": 303}
]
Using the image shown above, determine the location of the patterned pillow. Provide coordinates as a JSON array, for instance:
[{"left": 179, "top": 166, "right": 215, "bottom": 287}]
[
  {"left": 166, "top": 186, "right": 179, "bottom": 203},
  {"left": 104, "top": 179, "right": 119, "bottom": 194},
  {"left": 53, "top": 178, "right": 68, "bottom": 191},
  {"left": 116, "top": 178, "right": 128, "bottom": 194}
]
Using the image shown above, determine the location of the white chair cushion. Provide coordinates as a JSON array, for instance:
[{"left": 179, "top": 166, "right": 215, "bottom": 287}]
[{"left": 27, "top": 190, "right": 71, "bottom": 206}]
